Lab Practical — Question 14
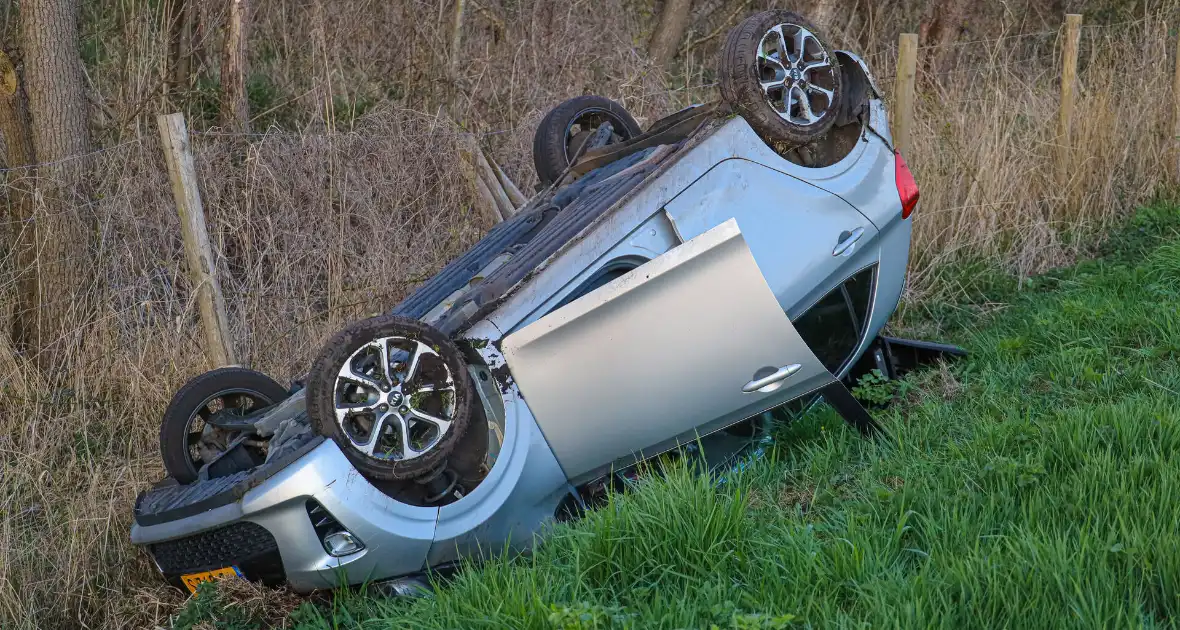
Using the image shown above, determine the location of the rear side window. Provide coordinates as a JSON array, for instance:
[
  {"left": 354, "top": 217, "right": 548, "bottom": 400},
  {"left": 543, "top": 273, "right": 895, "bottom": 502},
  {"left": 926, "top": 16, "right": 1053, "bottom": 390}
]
[
  {"left": 551, "top": 257, "right": 648, "bottom": 312},
  {"left": 792, "top": 266, "right": 876, "bottom": 373}
]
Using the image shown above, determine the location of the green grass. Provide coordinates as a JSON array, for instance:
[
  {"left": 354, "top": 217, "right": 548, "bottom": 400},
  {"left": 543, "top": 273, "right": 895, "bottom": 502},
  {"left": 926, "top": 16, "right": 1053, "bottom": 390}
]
[{"left": 178, "top": 205, "right": 1180, "bottom": 630}]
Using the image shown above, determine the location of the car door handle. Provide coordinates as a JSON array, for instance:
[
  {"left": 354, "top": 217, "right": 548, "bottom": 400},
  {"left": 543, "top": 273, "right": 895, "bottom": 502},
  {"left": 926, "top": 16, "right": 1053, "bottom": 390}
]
[
  {"left": 742, "top": 364, "right": 802, "bottom": 393},
  {"left": 832, "top": 227, "right": 865, "bottom": 256}
]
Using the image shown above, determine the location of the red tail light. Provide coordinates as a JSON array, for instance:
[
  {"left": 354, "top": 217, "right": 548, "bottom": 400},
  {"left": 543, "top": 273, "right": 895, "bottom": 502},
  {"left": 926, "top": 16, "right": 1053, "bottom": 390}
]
[{"left": 895, "top": 152, "right": 919, "bottom": 219}]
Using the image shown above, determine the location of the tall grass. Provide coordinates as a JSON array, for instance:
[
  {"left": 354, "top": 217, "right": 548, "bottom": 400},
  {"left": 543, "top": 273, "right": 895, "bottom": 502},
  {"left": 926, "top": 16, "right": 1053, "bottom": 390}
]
[
  {"left": 182, "top": 204, "right": 1180, "bottom": 629},
  {"left": 1, "top": 2, "right": 1179, "bottom": 628},
  {"left": 902, "top": 17, "right": 1177, "bottom": 301}
]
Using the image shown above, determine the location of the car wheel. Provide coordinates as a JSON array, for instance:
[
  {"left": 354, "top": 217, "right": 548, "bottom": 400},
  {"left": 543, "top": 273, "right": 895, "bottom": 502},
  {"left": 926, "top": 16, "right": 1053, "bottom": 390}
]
[
  {"left": 532, "top": 95, "right": 642, "bottom": 186},
  {"left": 306, "top": 315, "right": 474, "bottom": 481},
  {"left": 718, "top": 10, "right": 843, "bottom": 150},
  {"left": 160, "top": 367, "right": 289, "bottom": 484}
]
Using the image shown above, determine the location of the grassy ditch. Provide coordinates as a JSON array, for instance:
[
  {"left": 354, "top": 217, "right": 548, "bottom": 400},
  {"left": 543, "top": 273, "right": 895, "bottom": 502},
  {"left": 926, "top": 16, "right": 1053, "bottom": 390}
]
[{"left": 175, "top": 205, "right": 1180, "bottom": 628}]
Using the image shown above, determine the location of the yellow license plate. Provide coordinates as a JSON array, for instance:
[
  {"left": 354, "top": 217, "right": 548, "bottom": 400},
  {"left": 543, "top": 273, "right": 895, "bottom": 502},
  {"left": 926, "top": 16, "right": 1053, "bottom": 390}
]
[{"left": 181, "top": 566, "right": 242, "bottom": 594}]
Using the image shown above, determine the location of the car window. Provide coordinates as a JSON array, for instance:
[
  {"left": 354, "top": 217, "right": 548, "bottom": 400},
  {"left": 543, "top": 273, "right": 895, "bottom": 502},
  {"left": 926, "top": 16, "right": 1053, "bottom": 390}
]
[
  {"left": 791, "top": 265, "right": 876, "bottom": 373},
  {"left": 551, "top": 257, "right": 648, "bottom": 312}
]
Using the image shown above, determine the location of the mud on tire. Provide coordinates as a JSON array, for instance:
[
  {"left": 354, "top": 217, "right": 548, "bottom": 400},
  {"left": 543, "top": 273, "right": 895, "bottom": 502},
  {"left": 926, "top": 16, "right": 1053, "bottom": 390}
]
[
  {"left": 718, "top": 10, "right": 843, "bottom": 151},
  {"left": 306, "top": 315, "right": 474, "bottom": 481}
]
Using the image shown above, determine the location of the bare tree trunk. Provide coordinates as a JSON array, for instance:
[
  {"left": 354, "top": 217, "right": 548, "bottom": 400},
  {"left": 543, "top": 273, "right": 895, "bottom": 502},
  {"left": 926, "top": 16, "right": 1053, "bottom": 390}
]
[
  {"left": 20, "top": 0, "right": 94, "bottom": 368},
  {"left": 449, "top": 0, "right": 466, "bottom": 74},
  {"left": 0, "top": 50, "right": 39, "bottom": 354},
  {"left": 809, "top": 0, "right": 838, "bottom": 29},
  {"left": 220, "top": 0, "right": 249, "bottom": 132},
  {"left": 920, "top": 0, "right": 969, "bottom": 76},
  {"left": 648, "top": 0, "right": 693, "bottom": 68},
  {"left": 22, "top": 0, "right": 90, "bottom": 179},
  {"left": 168, "top": 0, "right": 194, "bottom": 94}
]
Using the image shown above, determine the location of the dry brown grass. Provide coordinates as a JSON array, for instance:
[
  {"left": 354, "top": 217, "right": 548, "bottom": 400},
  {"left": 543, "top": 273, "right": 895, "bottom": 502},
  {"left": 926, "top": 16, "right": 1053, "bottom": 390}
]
[
  {"left": 2, "top": 2, "right": 1180, "bottom": 628},
  {"left": 899, "top": 16, "right": 1177, "bottom": 305},
  {"left": 0, "top": 117, "right": 489, "bottom": 629}
]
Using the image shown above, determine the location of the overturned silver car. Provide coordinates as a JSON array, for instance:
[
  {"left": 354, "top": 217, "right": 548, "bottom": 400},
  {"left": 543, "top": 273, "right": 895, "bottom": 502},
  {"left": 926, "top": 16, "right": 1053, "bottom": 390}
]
[{"left": 130, "top": 10, "right": 946, "bottom": 595}]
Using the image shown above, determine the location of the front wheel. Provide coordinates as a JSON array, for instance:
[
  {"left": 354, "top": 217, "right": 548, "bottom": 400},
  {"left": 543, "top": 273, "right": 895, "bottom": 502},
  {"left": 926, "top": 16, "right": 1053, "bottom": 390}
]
[{"left": 306, "top": 315, "right": 475, "bottom": 481}]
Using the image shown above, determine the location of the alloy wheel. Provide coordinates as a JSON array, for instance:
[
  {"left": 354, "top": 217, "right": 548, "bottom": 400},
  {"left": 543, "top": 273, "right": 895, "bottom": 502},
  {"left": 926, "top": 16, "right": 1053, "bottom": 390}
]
[
  {"left": 333, "top": 336, "right": 458, "bottom": 463},
  {"left": 756, "top": 23, "right": 837, "bottom": 126}
]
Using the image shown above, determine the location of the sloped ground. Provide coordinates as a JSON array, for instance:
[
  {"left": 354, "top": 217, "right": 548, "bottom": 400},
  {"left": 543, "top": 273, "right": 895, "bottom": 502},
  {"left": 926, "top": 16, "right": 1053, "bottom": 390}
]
[{"left": 177, "top": 205, "right": 1180, "bottom": 629}]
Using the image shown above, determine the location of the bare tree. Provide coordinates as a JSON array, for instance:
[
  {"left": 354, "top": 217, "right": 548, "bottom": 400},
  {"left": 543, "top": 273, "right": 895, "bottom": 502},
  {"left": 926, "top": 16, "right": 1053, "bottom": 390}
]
[
  {"left": 221, "top": 0, "right": 249, "bottom": 132},
  {"left": 22, "top": 0, "right": 90, "bottom": 176},
  {"left": 809, "top": 0, "right": 838, "bottom": 29},
  {"left": 19, "top": 0, "right": 93, "bottom": 365},
  {"left": 168, "top": 0, "right": 195, "bottom": 94},
  {"left": 919, "top": 0, "right": 969, "bottom": 75},
  {"left": 648, "top": 0, "right": 692, "bottom": 68},
  {"left": 449, "top": 0, "right": 466, "bottom": 74},
  {"left": 0, "top": 50, "right": 39, "bottom": 353}
]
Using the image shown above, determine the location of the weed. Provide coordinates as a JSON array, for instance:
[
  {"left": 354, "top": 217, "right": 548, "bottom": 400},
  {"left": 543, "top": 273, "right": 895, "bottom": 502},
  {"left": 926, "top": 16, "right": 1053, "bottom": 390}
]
[{"left": 850, "top": 369, "right": 912, "bottom": 407}]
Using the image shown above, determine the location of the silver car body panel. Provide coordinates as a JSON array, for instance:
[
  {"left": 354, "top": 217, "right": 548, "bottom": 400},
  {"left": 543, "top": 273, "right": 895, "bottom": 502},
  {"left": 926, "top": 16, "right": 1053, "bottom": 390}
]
[
  {"left": 131, "top": 70, "right": 912, "bottom": 591},
  {"left": 428, "top": 324, "right": 572, "bottom": 567},
  {"left": 661, "top": 158, "right": 880, "bottom": 318},
  {"left": 502, "top": 220, "right": 834, "bottom": 483}
]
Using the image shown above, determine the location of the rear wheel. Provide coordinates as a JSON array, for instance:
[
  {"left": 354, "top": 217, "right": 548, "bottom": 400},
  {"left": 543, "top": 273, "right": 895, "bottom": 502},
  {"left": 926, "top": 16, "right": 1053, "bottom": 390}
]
[
  {"left": 306, "top": 315, "right": 474, "bottom": 481},
  {"left": 719, "top": 10, "right": 843, "bottom": 150},
  {"left": 160, "top": 368, "right": 289, "bottom": 484},
  {"left": 532, "top": 95, "right": 642, "bottom": 186}
]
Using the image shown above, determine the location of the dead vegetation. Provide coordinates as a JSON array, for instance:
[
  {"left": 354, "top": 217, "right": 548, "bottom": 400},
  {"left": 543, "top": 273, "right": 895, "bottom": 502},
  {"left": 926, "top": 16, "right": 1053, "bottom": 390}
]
[{"left": 1, "top": 1, "right": 1180, "bottom": 628}]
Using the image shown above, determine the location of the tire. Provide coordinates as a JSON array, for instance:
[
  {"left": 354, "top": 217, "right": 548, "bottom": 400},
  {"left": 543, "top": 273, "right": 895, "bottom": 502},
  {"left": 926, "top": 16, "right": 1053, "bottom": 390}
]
[
  {"left": 306, "top": 315, "right": 474, "bottom": 481},
  {"left": 160, "top": 367, "right": 289, "bottom": 484},
  {"left": 718, "top": 10, "right": 843, "bottom": 150},
  {"left": 532, "top": 95, "right": 642, "bottom": 186}
]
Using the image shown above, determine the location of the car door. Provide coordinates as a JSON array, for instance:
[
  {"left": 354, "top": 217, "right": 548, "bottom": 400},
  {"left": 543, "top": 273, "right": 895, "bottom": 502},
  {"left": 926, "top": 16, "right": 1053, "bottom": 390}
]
[
  {"left": 500, "top": 218, "right": 838, "bottom": 485},
  {"left": 661, "top": 158, "right": 879, "bottom": 318}
]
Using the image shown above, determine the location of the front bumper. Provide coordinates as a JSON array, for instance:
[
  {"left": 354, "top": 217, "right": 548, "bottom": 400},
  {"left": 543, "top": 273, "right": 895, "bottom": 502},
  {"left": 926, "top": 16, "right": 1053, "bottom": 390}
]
[
  {"left": 132, "top": 438, "right": 439, "bottom": 592},
  {"left": 131, "top": 358, "right": 573, "bottom": 593}
]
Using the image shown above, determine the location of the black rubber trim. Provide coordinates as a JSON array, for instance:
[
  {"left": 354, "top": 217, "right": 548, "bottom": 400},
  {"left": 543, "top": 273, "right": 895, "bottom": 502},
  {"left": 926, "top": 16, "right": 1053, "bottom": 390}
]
[
  {"left": 645, "top": 103, "right": 708, "bottom": 136},
  {"left": 134, "top": 433, "right": 325, "bottom": 527},
  {"left": 818, "top": 380, "right": 884, "bottom": 437},
  {"left": 880, "top": 336, "right": 968, "bottom": 380},
  {"left": 391, "top": 206, "right": 554, "bottom": 320},
  {"left": 551, "top": 148, "right": 654, "bottom": 208},
  {"left": 571, "top": 102, "right": 718, "bottom": 177}
]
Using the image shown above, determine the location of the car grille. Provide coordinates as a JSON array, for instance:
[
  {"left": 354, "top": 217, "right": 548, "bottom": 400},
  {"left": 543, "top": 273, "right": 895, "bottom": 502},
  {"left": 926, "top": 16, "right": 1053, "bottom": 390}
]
[{"left": 149, "top": 521, "right": 284, "bottom": 583}]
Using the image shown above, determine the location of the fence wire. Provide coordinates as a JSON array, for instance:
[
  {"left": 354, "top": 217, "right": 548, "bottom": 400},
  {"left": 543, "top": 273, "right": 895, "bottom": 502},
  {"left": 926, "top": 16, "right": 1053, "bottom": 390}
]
[{"left": 0, "top": 14, "right": 1171, "bottom": 367}]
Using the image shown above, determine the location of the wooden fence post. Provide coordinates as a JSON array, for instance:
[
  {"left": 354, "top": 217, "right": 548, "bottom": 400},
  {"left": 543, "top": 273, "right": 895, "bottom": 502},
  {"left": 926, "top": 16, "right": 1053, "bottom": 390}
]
[
  {"left": 893, "top": 33, "right": 918, "bottom": 156},
  {"left": 1172, "top": 27, "right": 1180, "bottom": 182},
  {"left": 157, "top": 113, "right": 237, "bottom": 367},
  {"left": 1058, "top": 13, "right": 1082, "bottom": 185},
  {"left": 449, "top": 0, "right": 467, "bottom": 74}
]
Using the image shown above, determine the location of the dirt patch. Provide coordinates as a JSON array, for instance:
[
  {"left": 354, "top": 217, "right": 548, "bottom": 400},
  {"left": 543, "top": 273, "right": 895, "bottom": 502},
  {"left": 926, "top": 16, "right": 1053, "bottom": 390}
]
[{"left": 777, "top": 485, "right": 815, "bottom": 513}]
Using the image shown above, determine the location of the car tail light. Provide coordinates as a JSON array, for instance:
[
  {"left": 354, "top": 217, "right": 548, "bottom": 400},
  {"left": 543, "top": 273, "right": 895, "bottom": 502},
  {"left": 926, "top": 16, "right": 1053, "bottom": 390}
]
[{"left": 895, "top": 152, "right": 919, "bottom": 219}]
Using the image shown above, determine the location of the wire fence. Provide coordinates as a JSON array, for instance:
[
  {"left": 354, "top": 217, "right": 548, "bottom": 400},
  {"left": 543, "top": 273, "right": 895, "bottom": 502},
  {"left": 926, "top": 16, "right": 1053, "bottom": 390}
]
[
  {"left": 1, "top": 12, "right": 1175, "bottom": 388},
  {"left": 0, "top": 14, "right": 1146, "bottom": 175}
]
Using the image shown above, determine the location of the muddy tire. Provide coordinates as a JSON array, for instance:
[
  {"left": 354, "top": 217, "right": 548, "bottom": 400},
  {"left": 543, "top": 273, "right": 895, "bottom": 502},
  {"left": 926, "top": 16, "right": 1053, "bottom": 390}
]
[
  {"left": 532, "top": 95, "right": 642, "bottom": 186},
  {"left": 718, "top": 10, "right": 843, "bottom": 150},
  {"left": 306, "top": 315, "right": 474, "bottom": 481},
  {"left": 160, "top": 368, "right": 289, "bottom": 484}
]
